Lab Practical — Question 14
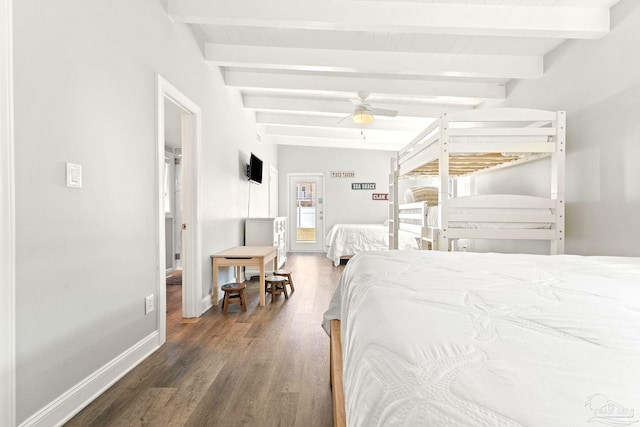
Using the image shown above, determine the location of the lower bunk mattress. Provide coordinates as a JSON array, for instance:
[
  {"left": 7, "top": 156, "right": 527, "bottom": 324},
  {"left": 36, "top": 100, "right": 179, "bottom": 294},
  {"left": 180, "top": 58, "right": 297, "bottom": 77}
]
[
  {"left": 325, "top": 224, "right": 418, "bottom": 266},
  {"left": 323, "top": 250, "right": 640, "bottom": 426}
]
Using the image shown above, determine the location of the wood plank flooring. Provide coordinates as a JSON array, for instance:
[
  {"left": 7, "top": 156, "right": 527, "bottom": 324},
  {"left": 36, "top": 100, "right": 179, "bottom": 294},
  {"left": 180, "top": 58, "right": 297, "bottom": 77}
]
[{"left": 66, "top": 253, "right": 344, "bottom": 427}]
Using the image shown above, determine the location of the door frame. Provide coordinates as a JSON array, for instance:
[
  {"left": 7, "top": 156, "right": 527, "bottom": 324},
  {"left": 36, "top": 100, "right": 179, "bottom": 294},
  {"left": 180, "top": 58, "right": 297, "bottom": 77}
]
[
  {"left": 164, "top": 148, "right": 176, "bottom": 275},
  {"left": 1, "top": 0, "right": 15, "bottom": 424},
  {"left": 287, "top": 173, "right": 325, "bottom": 252},
  {"left": 156, "top": 75, "right": 202, "bottom": 344}
]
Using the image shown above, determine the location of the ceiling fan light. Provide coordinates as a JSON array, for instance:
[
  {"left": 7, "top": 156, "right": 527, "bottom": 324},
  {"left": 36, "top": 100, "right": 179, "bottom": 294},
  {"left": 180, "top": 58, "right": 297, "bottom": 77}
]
[{"left": 353, "top": 111, "right": 373, "bottom": 125}]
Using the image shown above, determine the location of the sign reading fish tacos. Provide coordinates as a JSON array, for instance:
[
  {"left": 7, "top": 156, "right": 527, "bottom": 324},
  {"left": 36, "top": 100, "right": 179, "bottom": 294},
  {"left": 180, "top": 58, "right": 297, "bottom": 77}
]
[
  {"left": 351, "top": 183, "right": 376, "bottom": 190},
  {"left": 330, "top": 171, "right": 355, "bottom": 178}
]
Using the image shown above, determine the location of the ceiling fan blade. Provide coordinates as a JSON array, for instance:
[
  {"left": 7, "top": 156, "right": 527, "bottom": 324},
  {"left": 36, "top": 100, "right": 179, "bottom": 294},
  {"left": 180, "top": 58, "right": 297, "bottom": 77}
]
[
  {"left": 348, "top": 98, "right": 362, "bottom": 106},
  {"left": 337, "top": 113, "right": 353, "bottom": 124},
  {"left": 371, "top": 107, "right": 398, "bottom": 117}
]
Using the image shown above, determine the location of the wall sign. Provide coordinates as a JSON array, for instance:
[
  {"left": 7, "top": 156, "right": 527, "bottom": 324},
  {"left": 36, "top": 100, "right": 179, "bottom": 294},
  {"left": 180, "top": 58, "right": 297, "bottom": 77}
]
[
  {"left": 352, "top": 183, "right": 376, "bottom": 190},
  {"left": 372, "top": 193, "right": 388, "bottom": 200},
  {"left": 330, "top": 171, "right": 355, "bottom": 178}
]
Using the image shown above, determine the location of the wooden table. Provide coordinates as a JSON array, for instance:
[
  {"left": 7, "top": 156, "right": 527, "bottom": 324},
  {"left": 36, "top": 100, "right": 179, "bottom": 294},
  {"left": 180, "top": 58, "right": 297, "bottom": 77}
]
[{"left": 211, "top": 246, "right": 278, "bottom": 307}]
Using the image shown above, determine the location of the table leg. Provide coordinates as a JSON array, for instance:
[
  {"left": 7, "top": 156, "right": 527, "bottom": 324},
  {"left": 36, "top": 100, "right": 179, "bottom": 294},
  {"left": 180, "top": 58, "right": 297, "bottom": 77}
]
[
  {"left": 235, "top": 266, "right": 241, "bottom": 283},
  {"left": 212, "top": 259, "right": 219, "bottom": 306},
  {"left": 259, "top": 261, "right": 265, "bottom": 307}
]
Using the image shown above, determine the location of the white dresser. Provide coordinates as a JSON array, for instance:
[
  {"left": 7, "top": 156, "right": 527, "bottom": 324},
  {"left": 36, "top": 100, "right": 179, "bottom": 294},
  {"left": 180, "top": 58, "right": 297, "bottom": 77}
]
[{"left": 244, "top": 217, "right": 287, "bottom": 278}]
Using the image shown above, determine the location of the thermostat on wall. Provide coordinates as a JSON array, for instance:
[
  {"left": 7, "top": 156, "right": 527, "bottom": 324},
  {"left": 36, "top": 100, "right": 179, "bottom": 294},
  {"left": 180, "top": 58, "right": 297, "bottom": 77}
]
[{"left": 66, "top": 163, "right": 82, "bottom": 189}]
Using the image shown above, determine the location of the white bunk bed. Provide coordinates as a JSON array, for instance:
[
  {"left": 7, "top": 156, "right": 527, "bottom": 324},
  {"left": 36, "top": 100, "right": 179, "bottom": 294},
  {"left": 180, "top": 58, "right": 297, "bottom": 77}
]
[{"left": 388, "top": 108, "right": 566, "bottom": 254}]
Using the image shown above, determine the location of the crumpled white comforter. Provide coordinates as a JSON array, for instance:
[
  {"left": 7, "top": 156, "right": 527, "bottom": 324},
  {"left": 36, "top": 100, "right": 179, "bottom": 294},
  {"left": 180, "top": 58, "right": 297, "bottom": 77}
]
[
  {"left": 323, "top": 250, "right": 640, "bottom": 427},
  {"left": 325, "top": 224, "right": 418, "bottom": 266}
]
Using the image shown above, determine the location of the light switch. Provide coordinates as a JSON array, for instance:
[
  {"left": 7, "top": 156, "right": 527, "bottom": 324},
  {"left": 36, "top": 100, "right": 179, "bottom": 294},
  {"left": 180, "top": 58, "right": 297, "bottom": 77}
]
[{"left": 66, "top": 163, "right": 82, "bottom": 189}]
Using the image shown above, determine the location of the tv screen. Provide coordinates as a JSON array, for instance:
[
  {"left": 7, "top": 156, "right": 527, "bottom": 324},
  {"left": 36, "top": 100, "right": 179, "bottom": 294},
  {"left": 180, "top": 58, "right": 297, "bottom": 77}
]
[{"left": 248, "top": 153, "right": 263, "bottom": 184}]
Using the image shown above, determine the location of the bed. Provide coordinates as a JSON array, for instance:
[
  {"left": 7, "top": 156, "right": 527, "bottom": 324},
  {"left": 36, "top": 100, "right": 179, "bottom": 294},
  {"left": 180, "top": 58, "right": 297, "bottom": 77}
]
[
  {"left": 388, "top": 108, "right": 566, "bottom": 254},
  {"left": 325, "top": 223, "right": 418, "bottom": 266},
  {"left": 323, "top": 250, "right": 640, "bottom": 427}
]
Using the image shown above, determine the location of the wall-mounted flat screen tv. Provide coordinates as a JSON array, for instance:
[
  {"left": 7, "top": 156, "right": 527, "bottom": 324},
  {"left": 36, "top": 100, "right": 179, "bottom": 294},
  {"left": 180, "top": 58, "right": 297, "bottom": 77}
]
[{"left": 247, "top": 153, "right": 263, "bottom": 184}]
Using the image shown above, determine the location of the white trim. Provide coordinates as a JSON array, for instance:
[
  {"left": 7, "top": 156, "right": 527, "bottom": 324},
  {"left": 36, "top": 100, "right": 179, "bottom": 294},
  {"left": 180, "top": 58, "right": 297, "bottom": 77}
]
[
  {"left": 0, "top": 0, "right": 15, "bottom": 424},
  {"left": 201, "top": 294, "right": 212, "bottom": 315},
  {"left": 156, "top": 75, "right": 203, "bottom": 346},
  {"left": 18, "top": 333, "right": 159, "bottom": 427}
]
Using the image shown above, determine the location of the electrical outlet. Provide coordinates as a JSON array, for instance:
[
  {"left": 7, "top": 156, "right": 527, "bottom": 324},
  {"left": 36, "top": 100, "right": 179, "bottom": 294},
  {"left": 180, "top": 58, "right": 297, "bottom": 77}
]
[{"left": 145, "top": 295, "right": 154, "bottom": 314}]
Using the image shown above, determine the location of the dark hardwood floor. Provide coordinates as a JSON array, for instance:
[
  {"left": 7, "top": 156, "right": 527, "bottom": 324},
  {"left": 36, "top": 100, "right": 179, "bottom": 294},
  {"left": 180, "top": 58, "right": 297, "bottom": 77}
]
[{"left": 66, "top": 253, "right": 344, "bottom": 427}]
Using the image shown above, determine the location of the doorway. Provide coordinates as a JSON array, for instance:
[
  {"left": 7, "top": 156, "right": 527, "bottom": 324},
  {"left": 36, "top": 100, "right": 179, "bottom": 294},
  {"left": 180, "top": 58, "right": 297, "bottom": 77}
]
[
  {"left": 156, "top": 75, "right": 202, "bottom": 345},
  {"left": 164, "top": 102, "right": 183, "bottom": 277},
  {"left": 288, "top": 174, "right": 324, "bottom": 252}
]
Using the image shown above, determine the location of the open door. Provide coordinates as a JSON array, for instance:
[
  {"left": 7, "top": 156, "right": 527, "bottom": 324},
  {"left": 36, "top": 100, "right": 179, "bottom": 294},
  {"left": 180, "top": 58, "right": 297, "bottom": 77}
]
[{"left": 288, "top": 174, "right": 324, "bottom": 252}]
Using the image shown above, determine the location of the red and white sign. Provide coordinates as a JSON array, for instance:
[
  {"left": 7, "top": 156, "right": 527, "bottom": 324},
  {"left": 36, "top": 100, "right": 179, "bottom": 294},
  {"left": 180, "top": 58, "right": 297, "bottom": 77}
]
[
  {"left": 372, "top": 193, "right": 389, "bottom": 200},
  {"left": 330, "top": 170, "right": 355, "bottom": 178}
]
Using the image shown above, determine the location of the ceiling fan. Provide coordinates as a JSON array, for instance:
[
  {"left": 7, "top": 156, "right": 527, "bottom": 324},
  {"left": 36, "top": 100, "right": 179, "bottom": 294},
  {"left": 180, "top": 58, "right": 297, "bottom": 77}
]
[{"left": 341, "top": 90, "right": 399, "bottom": 125}]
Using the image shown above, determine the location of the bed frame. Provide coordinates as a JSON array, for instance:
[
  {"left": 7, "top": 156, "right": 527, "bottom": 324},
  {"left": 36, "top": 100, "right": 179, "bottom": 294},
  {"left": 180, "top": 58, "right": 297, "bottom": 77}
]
[
  {"left": 396, "top": 201, "right": 436, "bottom": 249},
  {"left": 389, "top": 108, "right": 566, "bottom": 254},
  {"left": 329, "top": 319, "right": 346, "bottom": 427}
]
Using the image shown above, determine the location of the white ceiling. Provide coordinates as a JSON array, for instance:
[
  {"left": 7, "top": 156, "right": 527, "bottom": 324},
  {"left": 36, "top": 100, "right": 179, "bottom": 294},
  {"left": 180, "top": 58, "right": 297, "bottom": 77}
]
[{"left": 167, "top": 0, "right": 620, "bottom": 151}]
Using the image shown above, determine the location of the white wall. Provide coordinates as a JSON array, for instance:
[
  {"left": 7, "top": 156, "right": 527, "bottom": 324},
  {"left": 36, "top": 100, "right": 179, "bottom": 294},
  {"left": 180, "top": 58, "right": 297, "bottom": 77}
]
[
  {"left": 472, "top": 0, "right": 640, "bottom": 256},
  {"left": 278, "top": 146, "right": 395, "bottom": 237},
  {"left": 1, "top": 0, "right": 15, "bottom": 424},
  {"left": 13, "top": 0, "right": 274, "bottom": 423}
]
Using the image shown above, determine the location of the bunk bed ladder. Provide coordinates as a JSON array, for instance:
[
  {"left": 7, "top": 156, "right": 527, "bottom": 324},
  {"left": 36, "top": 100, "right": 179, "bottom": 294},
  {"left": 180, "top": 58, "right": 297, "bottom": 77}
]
[
  {"left": 389, "top": 156, "right": 399, "bottom": 250},
  {"left": 438, "top": 113, "right": 451, "bottom": 251},
  {"left": 551, "top": 111, "right": 566, "bottom": 254}
]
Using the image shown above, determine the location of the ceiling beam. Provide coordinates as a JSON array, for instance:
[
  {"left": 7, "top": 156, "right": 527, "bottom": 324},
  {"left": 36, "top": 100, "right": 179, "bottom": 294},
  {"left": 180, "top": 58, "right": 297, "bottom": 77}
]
[
  {"left": 256, "top": 112, "right": 430, "bottom": 132},
  {"left": 243, "top": 95, "right": 468, "bottom": 119},
  {"left": 169, "top": 0, "right": 610, "bottom": 39},
  {"left": 263, "top": 124, "right": 417, "bottom": 143},
  {"left": 225, "top": 70, "right": 506, "bottom": 100},
  {"left": 266, "top": 135, "right": 406, "bottom": 152},
  {"left": 207, "top": 44, "right": 542, "bottom": 79}
]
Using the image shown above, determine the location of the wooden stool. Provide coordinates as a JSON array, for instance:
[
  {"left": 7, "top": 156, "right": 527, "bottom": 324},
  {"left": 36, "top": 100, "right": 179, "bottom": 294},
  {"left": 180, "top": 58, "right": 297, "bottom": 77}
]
[
  {"left": 221, "top": 283, "right": 247, "bottom": 313},
  {"left": 274, "top": 268, "right": 295, "bottom": 293},
  {"left": 265, "top": 275, "right": 288, "bottom": 302}
]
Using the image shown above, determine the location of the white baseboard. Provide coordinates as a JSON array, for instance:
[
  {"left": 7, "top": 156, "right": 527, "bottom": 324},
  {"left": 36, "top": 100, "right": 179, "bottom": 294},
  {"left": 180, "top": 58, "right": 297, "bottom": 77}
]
[
  {"left": 20, "top": 332, "right": 160, "bottom": 427},
  {"left": 201, "top": 293, "right": 212, "bottom": 315}
]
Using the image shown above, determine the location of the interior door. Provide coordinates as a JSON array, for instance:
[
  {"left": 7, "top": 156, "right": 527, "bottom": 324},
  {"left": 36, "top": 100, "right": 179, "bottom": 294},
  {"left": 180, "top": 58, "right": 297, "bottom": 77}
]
[{"left": 288, "top": 174, "right": 324, "bottom": 252}]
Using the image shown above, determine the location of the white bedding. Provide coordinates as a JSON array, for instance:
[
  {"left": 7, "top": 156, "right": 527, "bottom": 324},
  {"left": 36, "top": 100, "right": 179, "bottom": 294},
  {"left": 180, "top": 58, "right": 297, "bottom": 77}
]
[
  {"left": 325, "top": 224, "right": 418, "bottom": 266},
  {"left": 323, "top": 250, "right": 640, "bottom": 427}
]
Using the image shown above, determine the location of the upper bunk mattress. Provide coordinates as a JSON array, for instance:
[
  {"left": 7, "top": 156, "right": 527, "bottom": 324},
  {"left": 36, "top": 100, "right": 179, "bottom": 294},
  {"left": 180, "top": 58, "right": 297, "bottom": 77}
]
[{"left": 323, "top": 250, "right": 640, "bottom": 427}]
